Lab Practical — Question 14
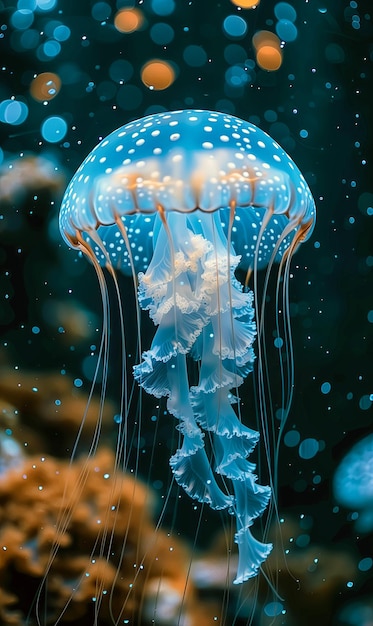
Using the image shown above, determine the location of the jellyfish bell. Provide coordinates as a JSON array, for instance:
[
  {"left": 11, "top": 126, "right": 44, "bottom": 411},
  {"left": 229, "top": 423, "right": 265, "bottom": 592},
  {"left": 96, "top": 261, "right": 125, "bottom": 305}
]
[{"left": 57, "top": 109, "right": 315, "bottom": 619}]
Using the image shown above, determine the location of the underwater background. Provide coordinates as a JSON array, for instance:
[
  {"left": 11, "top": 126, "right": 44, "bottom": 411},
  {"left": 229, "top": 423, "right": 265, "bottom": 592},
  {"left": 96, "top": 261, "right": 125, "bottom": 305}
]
[{"left": 0, "top": 0, "right": 372, "bottom": 624}]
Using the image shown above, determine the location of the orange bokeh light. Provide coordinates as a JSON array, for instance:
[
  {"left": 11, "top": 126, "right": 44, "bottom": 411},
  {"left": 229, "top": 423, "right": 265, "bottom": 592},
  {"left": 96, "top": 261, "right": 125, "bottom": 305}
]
[
  {"left": 252, "top": 30, "right": 281, "bottom": 51},
  {"left": 30, "top": 72, "right": 61, "bottom": 102},
  {"left": 252, "top": 30, "right": 282, "bottom": 71},
  {"left": 256, "top": 45, "right": 283, "bottom": 71},
  {"left": 141, "top": 60, "right": 175, "bottom": 91},
  {"left": 231, "top": 0, "right": 260, "bottom": 7},
  {"left": 114, "top": 8, "right": 144, "bottom": 33}
]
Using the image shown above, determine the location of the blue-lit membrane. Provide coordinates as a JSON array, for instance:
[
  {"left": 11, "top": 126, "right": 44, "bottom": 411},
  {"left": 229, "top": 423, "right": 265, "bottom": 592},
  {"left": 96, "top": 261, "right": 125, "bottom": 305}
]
[
  {"left": 59, "top": 110, "right": 315, "bottom": 595},
  {"left": 334, "top": 433, "right": 373, "bottom": 532}
]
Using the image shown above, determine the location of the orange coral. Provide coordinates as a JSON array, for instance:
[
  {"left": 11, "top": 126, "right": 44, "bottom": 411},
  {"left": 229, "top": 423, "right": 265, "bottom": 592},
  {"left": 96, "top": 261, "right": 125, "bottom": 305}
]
[
  {"left": 0, "top": 156, "right": 64, "bottom": 205},
  {"left": 0, "top": 448, "right": 213, "bottom": 625},
  {"left": 0, "top": 368, "right": 115, "bottom": 456}
]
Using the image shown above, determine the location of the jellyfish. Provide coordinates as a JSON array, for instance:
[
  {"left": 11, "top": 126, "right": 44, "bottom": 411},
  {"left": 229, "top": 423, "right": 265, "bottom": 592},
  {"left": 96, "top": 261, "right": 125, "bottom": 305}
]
[
  {"left": 57, "top": 109, "right": 315, "bottom": 619},
  {"left": 334, "top": 433, "right": 373, "bottom": 532}
]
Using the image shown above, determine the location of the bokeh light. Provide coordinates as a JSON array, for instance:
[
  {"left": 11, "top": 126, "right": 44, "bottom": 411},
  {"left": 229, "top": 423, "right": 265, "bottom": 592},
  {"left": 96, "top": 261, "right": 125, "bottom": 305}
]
[
  {"left": 10, "top": 9, "right": 34, "bottom": 30},
  {"left": 183, "top": 45, "right": 208, "bottom": 67},
  {"left": 151, "top": 0, "right": 176, "bottom": 17},
  {"left": 35, "top": 0, "right": 57, "bottom": 10},
  {"left": 109, "top": 59, "right": 134, "bottom": 84},
  {"left": 141, "top": 60, "right": 175, "bottom": 90},
  {"left": 276, "top": 19, "right": 298, "bottom": 42},
  {"left": 150, "top": 22, "right": 175, "bottom": 45},
  {"left": 41, "top": 115, "right": 68, "bottom": 143},
  {"left": 53, "top": 24, "right": 71, "bottom": 42},
  {"left": 30, "top": 72, "right": 61, "bottom": 102},
  {"left": 114, "top": 8, "right": 144, "bottom": 33},
  {"left": 325, "top": 42, "right": 345, "bottom": 63},
  {"left": 225, "top": 65, "right": 249, "bottom": 88},
  {"left": 37, "top": 39, "right": 61, "bottom": 60},
  {"left": 0, "top": 99, "right": 29, "bottom": 125},
  {"left": 223, "top": 15, "right": 248, "bottom": 38},
  {"left": 224, "top": 43, "right": 247, "bottom": 64},
  {"left": 91, "top": 2, "right": 112, "bottom": 22},
  {"left": 17, "top": 0, "right": 37, "bottom": 8},
  {"left": 19, "top": 28, "right": 40, "bottom": 49},
  {"left": 230, "top": 0, "right": 260, "bottom": 7},
  {"left": 252, "top": 30, "right": 283, "bottom": 71},
  {"left": 274, "top": 2, "right": 297, "bottom": 22},
  {"left": 256, "top": 45, "right": 282, "bottom": 71},
  {"left": 298, "top": 438, "right": 319, "bottom": 460}
]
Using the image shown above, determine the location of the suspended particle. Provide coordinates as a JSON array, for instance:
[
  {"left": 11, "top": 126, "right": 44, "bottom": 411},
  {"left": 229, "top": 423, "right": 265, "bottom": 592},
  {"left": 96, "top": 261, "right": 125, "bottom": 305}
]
[
  {"left": 30, "top": 72, "right": 61, "bottom": 102},
  {"left": 141, "top": 60, "right": 175, "bottom": 91}
]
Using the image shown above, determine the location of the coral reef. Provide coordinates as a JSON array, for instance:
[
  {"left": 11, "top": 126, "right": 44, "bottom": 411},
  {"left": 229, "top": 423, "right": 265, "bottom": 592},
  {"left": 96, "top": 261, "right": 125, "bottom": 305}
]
[
  {"left": 0, "top": 366, "right": 222, "bottom": 625},
  {"left": 0, "top": 368, "right": 115, "bottom": 457},
  {"left": 0, "top": 156, "right": 64, "bottom": 205},
  {"left": 0, "top": 448, "right": 212, "bottom": 626}
]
